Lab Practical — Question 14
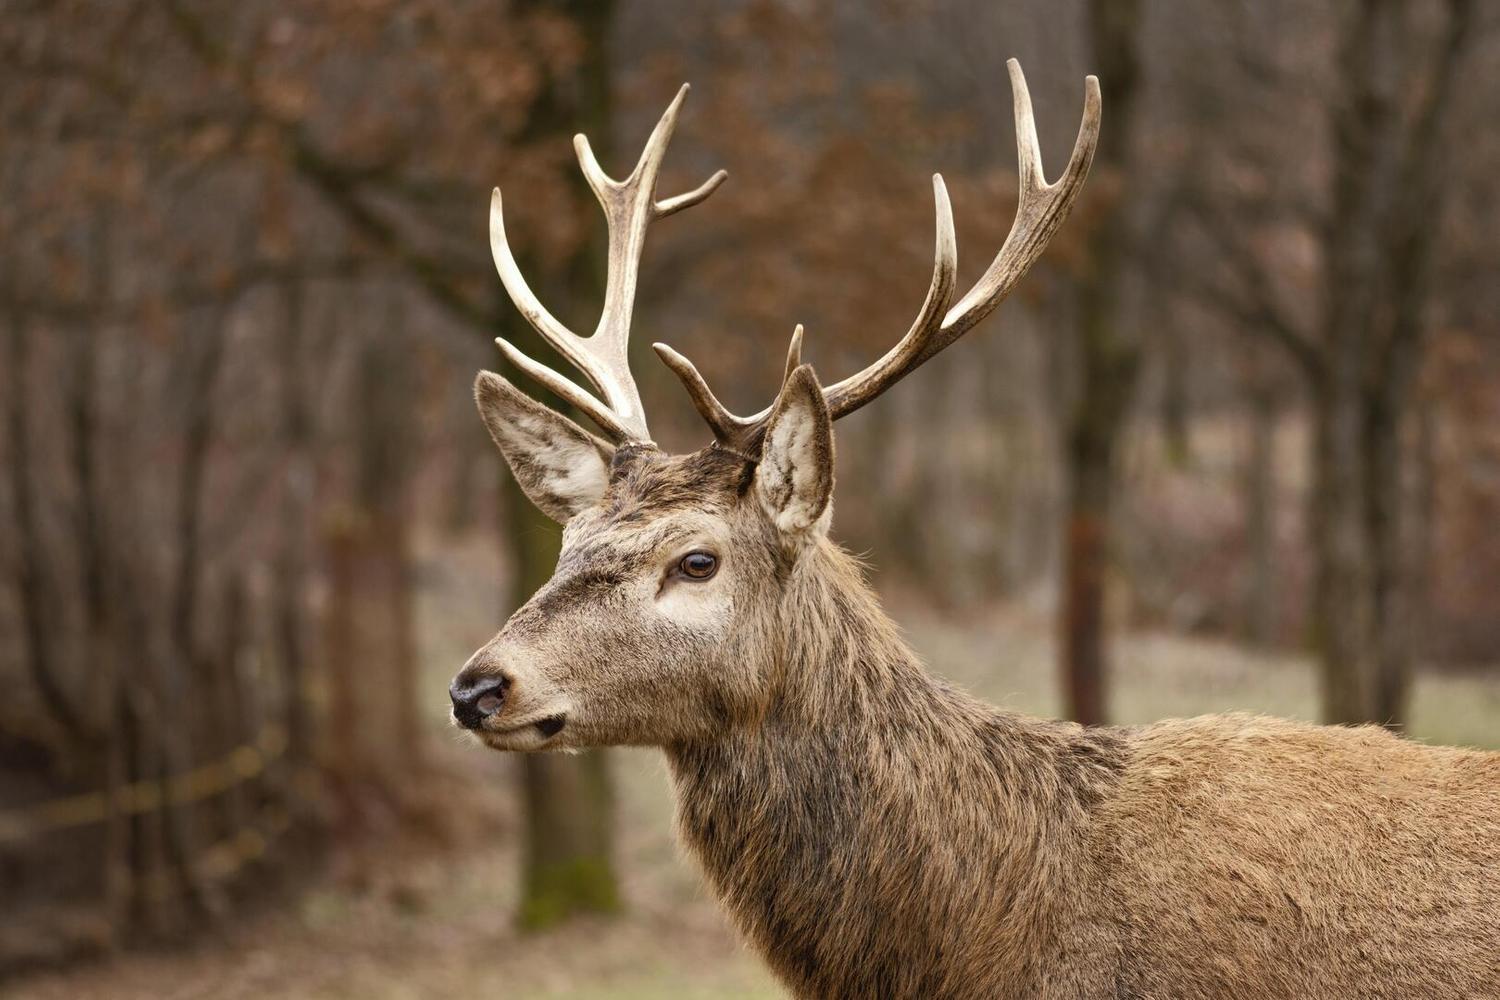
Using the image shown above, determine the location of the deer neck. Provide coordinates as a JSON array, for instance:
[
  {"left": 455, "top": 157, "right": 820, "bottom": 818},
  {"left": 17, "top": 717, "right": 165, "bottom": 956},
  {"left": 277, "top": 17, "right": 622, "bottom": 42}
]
[{"left": 665, "top": 541, "right": 1126, "bottom": 996}]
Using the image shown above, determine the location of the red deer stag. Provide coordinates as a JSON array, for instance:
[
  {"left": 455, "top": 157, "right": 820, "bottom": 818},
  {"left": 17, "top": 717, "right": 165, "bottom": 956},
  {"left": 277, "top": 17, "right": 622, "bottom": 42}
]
[{"left": 451, "top": 61, "right": 1500, "bottom": 999}]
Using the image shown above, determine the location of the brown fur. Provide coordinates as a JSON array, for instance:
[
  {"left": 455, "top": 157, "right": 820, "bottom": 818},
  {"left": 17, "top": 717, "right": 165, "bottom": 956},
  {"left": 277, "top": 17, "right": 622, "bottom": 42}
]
[
  {"left": 673, "top": 541, "right": 1500, "bottom": 998},
  {"left": 462, "top": 371, "right": 1500, "bottom": 999}
]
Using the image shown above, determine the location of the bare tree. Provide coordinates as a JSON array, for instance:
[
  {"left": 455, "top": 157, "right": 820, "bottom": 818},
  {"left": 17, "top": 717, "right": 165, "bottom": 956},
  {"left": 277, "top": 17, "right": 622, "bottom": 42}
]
[
  {"left": 1057, "top": 0, "right": 1144, "bottom": 725},
  {"left": 1188, "top": 0, "right": 1479, "bottom": 724}
]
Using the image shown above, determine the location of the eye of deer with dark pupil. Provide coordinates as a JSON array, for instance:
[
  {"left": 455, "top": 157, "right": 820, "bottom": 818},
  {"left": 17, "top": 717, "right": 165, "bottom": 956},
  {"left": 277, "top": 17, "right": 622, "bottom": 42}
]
[{"left": 678, "top": 552, "right": 718, "bottom": 580}]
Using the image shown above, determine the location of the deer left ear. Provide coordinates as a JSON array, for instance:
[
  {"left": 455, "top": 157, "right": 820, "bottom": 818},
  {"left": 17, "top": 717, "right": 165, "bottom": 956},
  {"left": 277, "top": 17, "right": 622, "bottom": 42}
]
[
  {"left": 755, "top": 364, "right": 834, "bottom": 536},
  {"left": 475, "top": 371, "right": 615, "bottom": 523}
]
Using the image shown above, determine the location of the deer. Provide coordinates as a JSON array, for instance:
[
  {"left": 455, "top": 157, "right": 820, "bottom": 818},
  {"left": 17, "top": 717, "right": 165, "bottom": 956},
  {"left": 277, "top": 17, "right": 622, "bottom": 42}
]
[{"left": 449, "top": 61, "right": 1500, "bottom": 999}]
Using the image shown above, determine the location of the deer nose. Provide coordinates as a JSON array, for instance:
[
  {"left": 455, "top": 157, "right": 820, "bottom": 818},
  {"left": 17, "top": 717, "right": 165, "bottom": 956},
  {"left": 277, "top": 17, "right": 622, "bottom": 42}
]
[{"left": 449, "top": 672, "right": 509, "bottom": 730}]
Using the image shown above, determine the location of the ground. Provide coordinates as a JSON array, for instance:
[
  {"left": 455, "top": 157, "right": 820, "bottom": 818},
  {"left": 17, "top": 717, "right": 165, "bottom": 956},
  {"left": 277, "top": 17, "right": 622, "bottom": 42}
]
[{"left": 9, "top": 576, "right": 1499, "bottom": 999}]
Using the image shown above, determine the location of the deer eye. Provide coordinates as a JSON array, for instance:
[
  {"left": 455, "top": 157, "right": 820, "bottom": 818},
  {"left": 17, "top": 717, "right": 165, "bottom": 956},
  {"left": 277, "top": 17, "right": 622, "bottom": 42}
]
[{"left": 677, "top": 551, "right": 718, "bottom": 580}]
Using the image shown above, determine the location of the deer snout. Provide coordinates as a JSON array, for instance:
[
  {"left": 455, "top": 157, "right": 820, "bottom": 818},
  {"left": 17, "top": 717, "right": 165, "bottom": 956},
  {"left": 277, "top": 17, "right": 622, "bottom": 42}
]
[{"left": 449, "top": 669, "right": 510, "bottom": 731}]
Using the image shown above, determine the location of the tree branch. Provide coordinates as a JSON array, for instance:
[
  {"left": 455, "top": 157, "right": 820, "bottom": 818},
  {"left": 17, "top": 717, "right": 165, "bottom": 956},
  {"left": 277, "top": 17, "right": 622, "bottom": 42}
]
[
  {"left": 1179, "top": 195, "right": 1326, "bottom": 382},
  {"left": 160, "top": 0, "right": 499, "bottom": 337}
]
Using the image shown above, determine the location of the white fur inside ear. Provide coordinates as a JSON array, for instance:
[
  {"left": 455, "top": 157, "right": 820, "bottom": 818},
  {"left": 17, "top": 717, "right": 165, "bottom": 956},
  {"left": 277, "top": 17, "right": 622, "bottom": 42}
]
[
  {"left": 475, "top": 372, "right": 613, "bottom": 523},
  {"left": 758, "top": 392, "right": 832, "bottom": 535},
  {"left": 517, "top": 413, "right": 605, "bottom": 494}
]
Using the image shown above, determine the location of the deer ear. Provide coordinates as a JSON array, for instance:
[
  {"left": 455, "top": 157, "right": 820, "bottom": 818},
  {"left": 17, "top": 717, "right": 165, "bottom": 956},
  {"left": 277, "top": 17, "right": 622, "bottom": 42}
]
[
  {"left": 474, "top": 371, "right": 615, "bottom": 523},
  {"left": 756, "top": 364, "right": 834, "bottom": 536}
]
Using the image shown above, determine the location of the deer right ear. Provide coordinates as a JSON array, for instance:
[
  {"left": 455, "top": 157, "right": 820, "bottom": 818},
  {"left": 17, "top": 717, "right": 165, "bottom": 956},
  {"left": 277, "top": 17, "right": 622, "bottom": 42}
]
[
  {"left": 474, "top": 371, "right": 615, "bottom": 523},
  {"left": 755, "top": 364, "right": 834, "bottom": 537}
]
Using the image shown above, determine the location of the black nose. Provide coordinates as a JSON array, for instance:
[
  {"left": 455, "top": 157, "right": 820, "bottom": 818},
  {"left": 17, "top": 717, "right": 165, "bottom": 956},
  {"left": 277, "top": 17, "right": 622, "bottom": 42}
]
[{"left": 450, "top": 672, "right": 509, "bottom": 730}]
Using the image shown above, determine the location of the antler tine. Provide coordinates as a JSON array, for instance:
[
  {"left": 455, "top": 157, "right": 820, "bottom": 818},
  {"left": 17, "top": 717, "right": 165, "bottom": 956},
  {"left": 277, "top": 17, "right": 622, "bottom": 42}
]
[
  {"left": 940, "top": 59, "right": 1101, "bottom": 340},
  {"left": 819, "top": 174, "right": 959, "bottom": 416},
  {"left": 658, "top": 170, "right": 730, "bottom": 218},
  {"left": 494, "top": 337, "right": 639, "bottom": 443},
  {"left": 652, "top": 324, "right": 805, "bottom": 457},
  {"left": 652, "top": 343, "right": 748, "bottom": 448},
  {"left": 781, "top": 324, "right": 804, "bottom": 383},
  {"left": 654, "top": 170, "right": 957, "bottom": 450},
  {"left": 821, "top": 59, "right": 1099, "bottom": 419},
  {"left": 489, "top": 84, "right": 727, "bottom": 443},
  {"left": 656, "top": 59, "right": 1100, "bottom": 455}
]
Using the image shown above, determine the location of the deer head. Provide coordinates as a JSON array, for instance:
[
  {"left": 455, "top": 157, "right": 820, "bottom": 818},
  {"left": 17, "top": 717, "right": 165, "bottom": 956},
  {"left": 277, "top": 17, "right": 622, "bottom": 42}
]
[{"left": 451, "top": 61, "right": 1100, "bottom": 750}]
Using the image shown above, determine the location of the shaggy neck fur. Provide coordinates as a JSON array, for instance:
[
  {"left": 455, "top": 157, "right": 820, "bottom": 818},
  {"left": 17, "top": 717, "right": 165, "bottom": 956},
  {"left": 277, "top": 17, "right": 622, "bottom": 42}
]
[{"left": 667, "top": 540, "right": 1127, "bottom": 999}]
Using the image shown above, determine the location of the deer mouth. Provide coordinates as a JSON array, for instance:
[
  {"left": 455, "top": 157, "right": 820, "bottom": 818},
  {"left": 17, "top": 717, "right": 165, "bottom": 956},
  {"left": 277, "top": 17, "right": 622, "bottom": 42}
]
[
  {"left": 483, "top": 713, "right": 568, "bottom": 747},
  {"left": 531, "top": 715, "right": 567, "bottom": 738}
]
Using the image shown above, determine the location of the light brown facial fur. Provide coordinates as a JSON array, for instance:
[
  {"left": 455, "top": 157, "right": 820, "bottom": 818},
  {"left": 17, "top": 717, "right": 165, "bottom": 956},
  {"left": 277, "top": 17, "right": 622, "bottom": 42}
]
[
  {"left": 461, "top": 444, "right": 780, "bottom": 749},
  {"left": 457, "top": 367, "right": 833, "bottom": 751},
  {"left": 458, "top": 368, "right": 1500, "bottom": 999}
]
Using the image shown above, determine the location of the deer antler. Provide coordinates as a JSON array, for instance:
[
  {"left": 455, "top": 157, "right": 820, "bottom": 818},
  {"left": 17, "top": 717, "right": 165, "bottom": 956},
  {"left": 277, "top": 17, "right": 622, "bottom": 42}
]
[
  {"left": 490, "top": 85, "right": 727, "bottom": 444},
  {"left": 655, "top": 59, "right": 1101, "bottom": 457}
]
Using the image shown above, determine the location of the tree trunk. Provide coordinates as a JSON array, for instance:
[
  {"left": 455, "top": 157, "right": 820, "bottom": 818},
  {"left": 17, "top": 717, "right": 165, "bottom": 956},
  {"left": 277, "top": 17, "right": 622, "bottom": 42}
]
[
  {"left": 1365, "top": 376, "right": 1410, "bottom": 728},
  {"left": 1309, "top": 0, "right": 1472, "bottom": 725},
  {"left": 1062, "top": 440, "right": 1113, "bottom": 726},
  {"left": 323, "top": 509, "right": 363, "bottom": 821},
  {"left": 121, "top": 691, "right": 169, "bottom": 937},
  {"left": 1407, "top": 396, "right": 1437, "bottom": 682},
  {"left": 103, "top": 685, "right": 132, "bottom": 941},
  {"left": 519, "top": 750, "right": 619, "bottom": 930},
  {"left": 500, "top": 0, "right": 622, "bottom": 931},
  {"left": 213, "top": 575, "right": 252, "bottom": 842},
  {"left": 1364, "top": 0, "right": 1473, "bottom": 728},
  {"left": 1242, "top": 380, "right": 1278, "bottom": 646},
  {"left": 69, "top": 236, "right": 134, "bottom": 936},
  {"left": 503, "top": 473, "right": 621, "bottom": 930},
  {"left": 275, "top": 278, "right": 315, "bottom": 765},
  {"left": 165, "top": 310, "right": 233, "bottom": 918},
  {"left": 390, "top": 513, "right": 422, "bottom": 771},
  {"left": 171, "top": 309, "right": 231, "bottom": 682},
  {"left": 1058, "top": 0, "right": 1143, "bottom": 726},
  {"left": 357, "top": 298, "right": 423, "bottom": 773},
  {"left": 1310, "top": 0, "right": 1394, "bottom": 725},
  {"left": 1310, "top": 390, "right": 1374, "bottom": 723},
  {"left": 321, "top": 309, "right": 423, "bottom": 796},
  {"left": 6, "top": 306, "right": 89, "bottom": 738}
]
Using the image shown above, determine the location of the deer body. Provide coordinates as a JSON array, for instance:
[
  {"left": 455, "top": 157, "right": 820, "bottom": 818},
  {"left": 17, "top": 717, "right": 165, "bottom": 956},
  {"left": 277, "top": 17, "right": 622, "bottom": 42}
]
[
  {"left": 668, "top": 540, "right": 1500, "bottom": 999},
  {"left": 449, "top": 64, "right": 1500, "bottom": 999}
]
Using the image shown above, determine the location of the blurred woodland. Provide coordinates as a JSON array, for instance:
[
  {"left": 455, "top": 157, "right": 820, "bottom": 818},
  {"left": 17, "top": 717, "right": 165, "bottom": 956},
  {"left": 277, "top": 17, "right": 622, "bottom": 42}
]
[{"left": 2, "top": 0, "right": 1499, "bottom": 991}]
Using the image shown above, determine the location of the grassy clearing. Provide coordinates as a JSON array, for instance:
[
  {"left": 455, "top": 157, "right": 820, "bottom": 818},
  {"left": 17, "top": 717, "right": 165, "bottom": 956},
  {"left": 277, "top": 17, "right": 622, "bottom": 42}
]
[{"left": 906, "top": 603, "right": 1500, "bottom": 751}]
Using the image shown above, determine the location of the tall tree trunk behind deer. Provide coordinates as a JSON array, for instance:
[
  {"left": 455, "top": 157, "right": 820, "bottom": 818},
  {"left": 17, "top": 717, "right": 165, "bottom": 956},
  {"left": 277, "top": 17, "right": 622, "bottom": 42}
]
[
  {"left": 1312, "top": 0, "right": 1472, "bottom": 726},
  {"left": 337, "top": 309, "right": 422, "bottom": 787},
  {"left": 501, "top": 0, "right": 621, "bottom": 931},
  {"left": 505, "top": 477, "right": 620, "bottom": 929},
  {"left": 358, "top": 295, "right": 423, "bottom": 773},
  {"left": 1058, "top": 0, "right": 1142, "bottom": 726},
  {"left": 73, "top": 209, "right": 133, "bottom": 938},
  {"left": 6, "top": 305, "right": 89, "bottom": 738},
  {"left": 320, "top": 308, "right": 423, "bottom": 828},
  {"left": 275, "top": 278, "right": 316, "bottom": 767},
  {"left": 1311, "top": 0, "right": 1393, "bottom": 724},
  {"left": 162, "top": 308, "right": 235, "bottom": 919},
  {"left": 1240, "top": 368, "right": 1280, "bottom": 647},
  {"left": 1365, "top": 0, "right": 1471, "bottom": 727}
]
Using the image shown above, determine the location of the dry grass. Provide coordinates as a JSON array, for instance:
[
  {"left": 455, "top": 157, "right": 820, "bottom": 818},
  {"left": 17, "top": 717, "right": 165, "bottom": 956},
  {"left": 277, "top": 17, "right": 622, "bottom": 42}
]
[{"left": 903, "top": 601, "right": 1500, "bottom": 752}]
